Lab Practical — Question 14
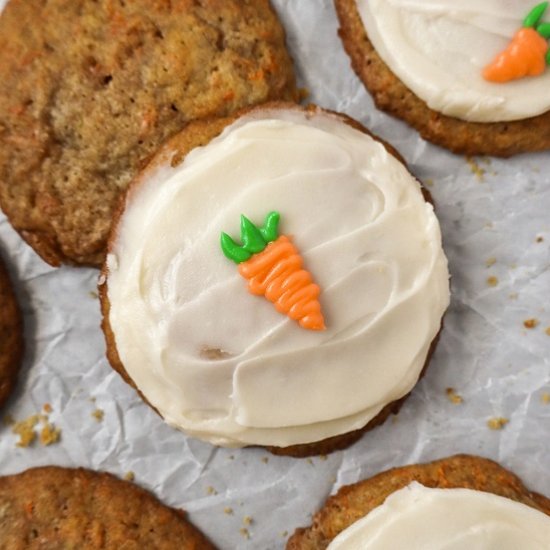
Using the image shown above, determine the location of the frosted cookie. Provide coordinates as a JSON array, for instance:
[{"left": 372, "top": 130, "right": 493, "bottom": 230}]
[
  {"left": 335, "top": 0, "right": 550, "bottom": 156},
  {"left": 0, "top": 466, "right": 217, "bottom": 549},
  {"left": 100, "top": 103, "right": 450, "bottom": 457},
  {"left": 287, "top": 454, "right": 550, "bottom": 549},
  {"left": 0, "top": 253, "right": 23, "bottom": 409},
  {"left": 0, "top": 0, "right": 296, "bottom": 266}
]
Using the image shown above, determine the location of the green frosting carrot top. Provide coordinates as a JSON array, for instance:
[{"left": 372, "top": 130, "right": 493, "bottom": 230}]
[
  {"left": 220, "top": 211, "right": 280, "bottom": 264},
  {"left": 524, "top": 1, "right": 549, "bottom": 28}
]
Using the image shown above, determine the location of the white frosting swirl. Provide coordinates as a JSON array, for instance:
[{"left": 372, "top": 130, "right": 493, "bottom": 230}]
[
  {"left": 328, "top": 482, "right": 550, "bottom": 549},
  {"left": 355, "top": 0, "right": 550, "bottom": 122},
  {"left": 106, "top": 108, "right": 449, "bottom": 448}
]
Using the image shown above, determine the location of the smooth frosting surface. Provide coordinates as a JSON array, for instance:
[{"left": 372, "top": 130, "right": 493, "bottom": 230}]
[
  {"left": 356, "top": 0, "right": 550, "bottom": 122},
  {"left": 328, "top": 482, "right": 550, "bottom": 549},
  {"left": 106, "top": 108, "right": 449, "bottom": 447}
]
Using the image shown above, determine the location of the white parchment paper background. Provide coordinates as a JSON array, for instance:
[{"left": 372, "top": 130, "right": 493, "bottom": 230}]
[{"left": 1, "top": 1, "right": 550, "bottom": 548}]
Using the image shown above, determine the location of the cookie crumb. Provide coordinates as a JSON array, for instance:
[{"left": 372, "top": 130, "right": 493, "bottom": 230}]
[
  {"left": 91, "top": 408, "right": 104, "bottom": 422},
  {"left": 261, "top": 457, "right": 269, "bottom": 464},
  {"left": 524, "top": 318, "right": 539, "bottom": 329},
  {"left": 239, "top": 528, "right": 250, "bottom": 539},
  {"left": 89, "top": 290, "right": 99, "bottom": 299},
  {"left": 509, "top": 293, "right": 519, "bottom": 300},
  {"left": 306, "top": 458, "right": 314, "bottom": 466},
  {"left": 39, "top": 423, "right": 61, "bottom": 446},
  {"left": 424, "top": 178, "right": 434, "bottom": 187},
  {"left": 243, "top": 516, "right": 253, "bottom": 526},
  {"left": 3, "top": 414, "right": 15, "bottom": 426},
  {"left": 445, "top": 387, "right": 463, "bottom": 404},
  {"left": 281, "top": 531, "right": 289, "bottom": 538},
  {"left": 545, "top": 327, "right": 550, "bottom": 336},
  {"left": 42, "top": 403, "right": 52, "bottom": 413},
  {"left": 466, "top": 157, "right": 486, "bottom": 182},
  {"left": 486, "top": 276, "right": 498, "bottom": 287},
  {"left": 485, "top": 257, "right": 497, "bottom": 268},
  {"left": 206, "top": 486, "right": 218, "bottom": 496},
  {"left": 124, "top": 471, "right": 135, "bottom": 482},
  {"left": 12, "top": 411, "right": 62, "bottom": 447},
  {"left": 224, "top": 507, "right": 234, "bottom": 515},
  {"left": 536, "top": 236, "right": 544, "bottom": 243},
  {"left": 319, "top": 454, "right": 328, "bottom": 461},
  {"left": 541, "top": 393, "right": 550, "bottom": 405},
  {"left": 487, "top": 417, "right": 509, "bottom": 430},
  {"left": 12, "top": 415, "right": 39, "bottom": 447}
]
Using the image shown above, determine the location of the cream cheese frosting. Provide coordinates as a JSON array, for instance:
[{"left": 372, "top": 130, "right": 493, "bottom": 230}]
[
  {"left": 355, "top": 0, "right": 550, "bottom": 122},
  {"left": 328, "top": 482, "right": 550, "bottom": 549},
  {"left": 105, "top": 108, "right": 450, "bottom": 448}
]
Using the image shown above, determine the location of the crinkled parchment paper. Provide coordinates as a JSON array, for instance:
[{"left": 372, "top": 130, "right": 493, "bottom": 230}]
[{"left": 1, "top": 1, "right": 550, "bottom": 548}]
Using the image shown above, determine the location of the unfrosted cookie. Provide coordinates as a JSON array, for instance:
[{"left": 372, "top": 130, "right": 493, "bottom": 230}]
[
  {"left": 0, "top": 0, "right": 296, "bottom": 266},
  {"left": 335, "top": 0, "right": 550, "bottom": 157},
  {"left": 0, "top": 466, "right": 217, "bottom": 549},
  {"left": 100, "top": 102, "right": 450, "bottom": 457},
  {"left": 0, "top": 253, "right": 23, "bottom": 409},
  {"left": 287, "top": 454, "right": 550, "bottom": 549}
]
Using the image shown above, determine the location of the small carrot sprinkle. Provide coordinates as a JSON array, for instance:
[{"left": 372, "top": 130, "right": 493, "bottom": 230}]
[
  {"left": 239, "top": 236, "right": 325, "bottom": 331},
  {"left": 483, "top": 3, "right": 550, "bottom": 83},
  {"left": 483, "top": 28, "right": 548, "bottom": 82},
  {"left": 221, "top": 212, "right": 325, "bottom": 331}
]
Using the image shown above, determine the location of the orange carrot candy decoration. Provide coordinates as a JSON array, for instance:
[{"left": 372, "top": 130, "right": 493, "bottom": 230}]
[
  {"left": 220, "top": 211, "right": 326, "bottom": 331},
  {"left": 483, "top": 2, "right": 550, "bottom": 83}
]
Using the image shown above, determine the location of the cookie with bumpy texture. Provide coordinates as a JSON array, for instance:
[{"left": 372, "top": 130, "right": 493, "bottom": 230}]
[
  {"left": 100, "top": 102, "right": 449, "bottom": 457},
  {"left": 0, "top": 252, "right": 23, "bottom": 409},
  {"left": 0, "top": 466, "right": 217, "bottom": 549},
  {"left": 335, "top": 0, "right": 550, "bottom": 157},
  {"left": 287, "top": 454, "right": 550, "bottom": 549},
  {"left": 0, "top": 0, "right": 296, "bottom": 266}
]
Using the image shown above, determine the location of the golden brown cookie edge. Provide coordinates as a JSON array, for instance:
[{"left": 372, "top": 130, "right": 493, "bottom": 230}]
[{"left": 0, "top": 253, "right": 23, "bottom": 409}]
